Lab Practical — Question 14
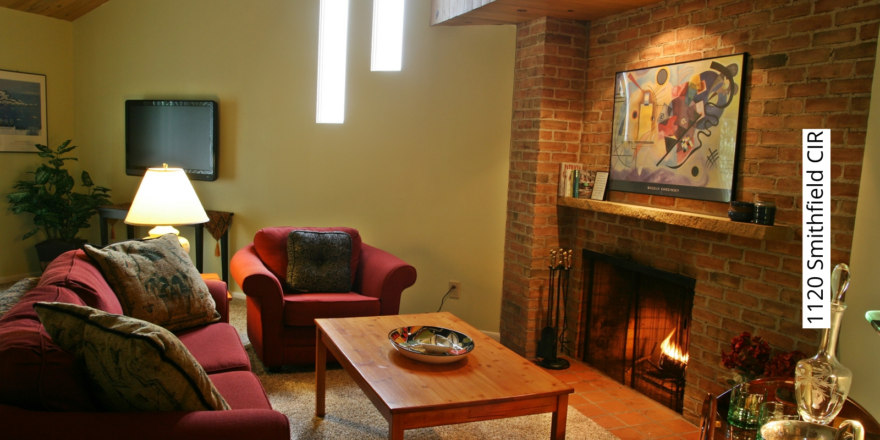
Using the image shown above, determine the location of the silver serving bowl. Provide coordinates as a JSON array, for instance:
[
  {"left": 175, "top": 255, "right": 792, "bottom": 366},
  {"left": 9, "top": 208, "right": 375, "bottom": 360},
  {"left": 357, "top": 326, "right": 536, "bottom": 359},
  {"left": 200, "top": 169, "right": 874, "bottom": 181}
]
[
  {"left": 760, "top": 420, "right": 864, "bottom": 440},
  {"left": 388, "top": 326, "right": 475, "bottom": 364}
]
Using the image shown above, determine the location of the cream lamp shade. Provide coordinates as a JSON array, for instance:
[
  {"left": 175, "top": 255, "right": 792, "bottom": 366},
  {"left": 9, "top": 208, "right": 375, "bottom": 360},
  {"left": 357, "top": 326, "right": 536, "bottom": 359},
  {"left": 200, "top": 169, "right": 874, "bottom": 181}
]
[{"left": 125, "top": 165, "right": 208, "bottom": 252}]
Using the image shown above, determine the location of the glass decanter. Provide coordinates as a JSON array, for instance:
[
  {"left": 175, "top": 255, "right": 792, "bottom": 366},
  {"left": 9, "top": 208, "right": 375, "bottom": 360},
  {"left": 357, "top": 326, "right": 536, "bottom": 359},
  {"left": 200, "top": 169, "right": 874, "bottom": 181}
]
[{"left": 795, "top": 264, "right": 853, "bottom": 425}]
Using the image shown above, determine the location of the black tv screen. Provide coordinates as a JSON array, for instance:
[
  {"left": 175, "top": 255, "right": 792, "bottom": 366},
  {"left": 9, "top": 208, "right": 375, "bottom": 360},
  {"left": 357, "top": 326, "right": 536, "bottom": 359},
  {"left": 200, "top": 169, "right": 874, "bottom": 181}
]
[{"left": 125, "top": 100, "right": 218, "bottom": 181}]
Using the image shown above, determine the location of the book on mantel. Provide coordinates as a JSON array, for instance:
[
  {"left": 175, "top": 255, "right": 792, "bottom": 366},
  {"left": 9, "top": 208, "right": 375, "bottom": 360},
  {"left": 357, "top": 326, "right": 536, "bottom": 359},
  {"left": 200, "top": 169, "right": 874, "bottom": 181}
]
[
  {"left": 557, "top": 162, "right": 583, "bottom": 198},
  {"left": 574, "top": 170, "right": 598, "bottom": 199}
]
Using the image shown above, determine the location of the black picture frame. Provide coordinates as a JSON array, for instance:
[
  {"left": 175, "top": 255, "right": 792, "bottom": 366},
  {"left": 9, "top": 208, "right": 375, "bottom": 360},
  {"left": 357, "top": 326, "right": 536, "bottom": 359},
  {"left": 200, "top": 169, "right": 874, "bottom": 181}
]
[
  {"left": 0, "top": 69, "right": 47, "bottom": 153},
  {"left": 608, "top": 53, "right": 747, "bottom": 203}
]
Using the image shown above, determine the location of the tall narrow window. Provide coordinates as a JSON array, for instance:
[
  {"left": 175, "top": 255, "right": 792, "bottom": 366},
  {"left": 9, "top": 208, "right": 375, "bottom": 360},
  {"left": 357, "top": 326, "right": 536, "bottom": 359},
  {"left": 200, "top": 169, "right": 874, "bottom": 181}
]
[
  {"left": 316, "top": 0, "right": 349, "bottom": 124},
  {"left": 371, "top": 0, "right": 405, "bottom": 71}
]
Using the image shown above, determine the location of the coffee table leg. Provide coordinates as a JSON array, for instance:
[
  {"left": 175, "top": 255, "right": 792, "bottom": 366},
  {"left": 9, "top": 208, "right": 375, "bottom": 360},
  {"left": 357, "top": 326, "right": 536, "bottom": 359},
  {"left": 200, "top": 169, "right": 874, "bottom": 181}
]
[
  {"left": 389, "top": 416, "right": 404, "bottom": 440},
  {"left": 551, "top": 394, "right": 568, "bottom": 440},
  {"left": 316, "top": 326, "right": 326, "bottom": 417}
]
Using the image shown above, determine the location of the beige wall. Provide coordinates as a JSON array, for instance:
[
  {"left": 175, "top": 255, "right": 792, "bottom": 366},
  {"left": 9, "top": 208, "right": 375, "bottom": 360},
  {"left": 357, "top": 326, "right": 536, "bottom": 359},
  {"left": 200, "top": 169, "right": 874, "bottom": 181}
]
[
  {"left": 71, "top": 0, "right": 515, "bottom": 331},
  {"left": 0, "top": 8, "right": 75, "bottom": 282},
  {"left": 841, "top": 42, "right": 880, "bottom": 418}
]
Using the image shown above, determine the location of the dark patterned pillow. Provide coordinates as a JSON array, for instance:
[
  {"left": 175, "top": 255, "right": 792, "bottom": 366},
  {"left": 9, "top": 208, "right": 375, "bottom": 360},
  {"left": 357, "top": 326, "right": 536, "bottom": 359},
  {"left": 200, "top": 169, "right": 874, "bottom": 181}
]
[
  {"left": 83, "top": 234, "right": 220, "bottom": 332},
  {"left": 0, "top": 277, "right": 39, "bottom": 319},
  {"left": 286, "top": 231, "right": 352, "bottom": 293},
  {"left": 34, "top": 302, "right": 230, "bottom": 412}
]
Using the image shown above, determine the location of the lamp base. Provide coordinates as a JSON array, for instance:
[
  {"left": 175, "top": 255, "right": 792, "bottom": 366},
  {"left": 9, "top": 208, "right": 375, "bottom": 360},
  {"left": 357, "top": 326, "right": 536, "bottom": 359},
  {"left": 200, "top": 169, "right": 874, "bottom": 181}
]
[{"left": 147, "top": 226, "right": 190, "bottom": 253}]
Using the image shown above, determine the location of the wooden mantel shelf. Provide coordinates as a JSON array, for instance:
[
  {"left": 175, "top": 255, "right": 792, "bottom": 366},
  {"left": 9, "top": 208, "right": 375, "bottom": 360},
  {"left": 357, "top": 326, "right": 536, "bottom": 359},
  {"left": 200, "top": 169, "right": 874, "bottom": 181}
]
[{"left": 558, "top": 197, "right": 793, "bottom": 241}]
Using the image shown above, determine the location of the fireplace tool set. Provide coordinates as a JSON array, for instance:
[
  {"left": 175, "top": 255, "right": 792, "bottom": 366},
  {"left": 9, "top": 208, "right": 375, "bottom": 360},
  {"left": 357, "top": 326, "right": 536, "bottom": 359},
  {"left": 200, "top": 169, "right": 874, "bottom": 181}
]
[{"left": 537, "top": 249, "right": 572, "bottom": 370}]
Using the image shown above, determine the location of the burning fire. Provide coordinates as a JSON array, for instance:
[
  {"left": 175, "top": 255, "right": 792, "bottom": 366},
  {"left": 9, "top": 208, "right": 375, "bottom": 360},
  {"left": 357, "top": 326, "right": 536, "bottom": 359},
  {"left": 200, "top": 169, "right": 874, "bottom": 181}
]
[{"left": 660, "top": 330, "right": 689, "bottom": 364}]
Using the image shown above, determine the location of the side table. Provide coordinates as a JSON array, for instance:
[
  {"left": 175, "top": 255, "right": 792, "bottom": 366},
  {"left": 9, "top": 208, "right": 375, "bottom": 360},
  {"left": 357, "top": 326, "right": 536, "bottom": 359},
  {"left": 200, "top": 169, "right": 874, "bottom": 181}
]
[
  {"left": 96, "top": 203, "right": 233, "bottom": 284},
  {"left": 714, "top": 377, "right": 880, "bottom": 439}
]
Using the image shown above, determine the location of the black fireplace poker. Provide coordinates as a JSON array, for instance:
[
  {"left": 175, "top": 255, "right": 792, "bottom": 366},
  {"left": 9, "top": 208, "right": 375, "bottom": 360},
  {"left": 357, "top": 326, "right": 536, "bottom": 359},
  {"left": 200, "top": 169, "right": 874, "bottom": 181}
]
[{"left": 537, "top": 248, "right": 572, "bottom": 370}]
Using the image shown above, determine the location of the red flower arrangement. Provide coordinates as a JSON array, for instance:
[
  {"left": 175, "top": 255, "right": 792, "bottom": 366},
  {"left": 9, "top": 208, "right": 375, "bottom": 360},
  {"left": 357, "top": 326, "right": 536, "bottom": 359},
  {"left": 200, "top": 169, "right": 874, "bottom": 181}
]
[
  {"left": 764, "top": 349, "right": 807, "bottom": 377},
  {"left": 721, "top": 332, "right": 806, "bottom": 385}
]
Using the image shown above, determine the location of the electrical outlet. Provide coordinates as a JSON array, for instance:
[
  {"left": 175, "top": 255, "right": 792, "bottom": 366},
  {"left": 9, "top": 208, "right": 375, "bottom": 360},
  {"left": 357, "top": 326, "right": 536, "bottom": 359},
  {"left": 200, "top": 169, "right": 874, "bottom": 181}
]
[{"left": 449, "top": 281, "right": 461, "bottom": 299}]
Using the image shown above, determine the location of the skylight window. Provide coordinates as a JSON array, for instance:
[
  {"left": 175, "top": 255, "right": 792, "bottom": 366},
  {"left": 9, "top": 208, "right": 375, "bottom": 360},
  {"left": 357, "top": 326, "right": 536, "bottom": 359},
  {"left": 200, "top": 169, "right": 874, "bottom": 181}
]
[
  {"left": 371, "top": 0, "right": 405, "bottom": 71},
  {"left": 316, "top": 0, "right": 349, "bottom": 124}
]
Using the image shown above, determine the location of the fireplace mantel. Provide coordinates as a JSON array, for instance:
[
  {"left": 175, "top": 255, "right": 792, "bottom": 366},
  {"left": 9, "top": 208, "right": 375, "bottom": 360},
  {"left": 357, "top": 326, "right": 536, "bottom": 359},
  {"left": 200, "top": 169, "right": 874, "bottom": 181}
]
[{"left": 558, "top": 197, "right": 792, "bottom": 241}]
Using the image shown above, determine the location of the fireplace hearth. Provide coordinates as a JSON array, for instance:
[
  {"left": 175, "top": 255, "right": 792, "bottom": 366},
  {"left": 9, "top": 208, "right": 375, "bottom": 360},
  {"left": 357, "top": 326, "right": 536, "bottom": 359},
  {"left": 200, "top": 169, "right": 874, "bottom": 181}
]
[{"left": 580, "top": 249, "right": 696, "bottom": 413}]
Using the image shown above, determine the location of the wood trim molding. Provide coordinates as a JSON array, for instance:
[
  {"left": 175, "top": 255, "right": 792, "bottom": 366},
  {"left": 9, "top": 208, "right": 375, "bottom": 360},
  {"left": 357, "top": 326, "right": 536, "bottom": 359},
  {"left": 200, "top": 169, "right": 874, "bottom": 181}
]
[{"left": 430, "top": 0, "right": 663, "bottom": 26}]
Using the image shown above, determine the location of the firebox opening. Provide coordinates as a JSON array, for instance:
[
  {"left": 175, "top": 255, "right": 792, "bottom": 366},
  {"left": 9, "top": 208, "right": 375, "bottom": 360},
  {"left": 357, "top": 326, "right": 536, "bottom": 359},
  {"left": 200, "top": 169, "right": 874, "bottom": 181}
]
[{"left": 580, "top": 249, "right": 696, "bottom": 413}]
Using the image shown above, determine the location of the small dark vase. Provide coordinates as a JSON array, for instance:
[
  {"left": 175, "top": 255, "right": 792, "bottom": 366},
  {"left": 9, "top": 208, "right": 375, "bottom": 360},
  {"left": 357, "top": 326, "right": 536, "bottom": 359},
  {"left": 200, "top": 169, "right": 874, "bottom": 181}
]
[
  {"left": 35, "top": 239, "right": 88, "bottom": 269},
  {"left": 728, "top": 201, "right": 755, "bottom": 222}
]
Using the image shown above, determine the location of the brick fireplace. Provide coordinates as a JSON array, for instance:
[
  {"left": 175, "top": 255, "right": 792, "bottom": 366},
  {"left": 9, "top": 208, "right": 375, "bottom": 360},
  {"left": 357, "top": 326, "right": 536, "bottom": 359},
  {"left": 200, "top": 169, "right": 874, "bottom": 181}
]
[{"left": 499, "top": 0, "right": 877, "bottom": 424}]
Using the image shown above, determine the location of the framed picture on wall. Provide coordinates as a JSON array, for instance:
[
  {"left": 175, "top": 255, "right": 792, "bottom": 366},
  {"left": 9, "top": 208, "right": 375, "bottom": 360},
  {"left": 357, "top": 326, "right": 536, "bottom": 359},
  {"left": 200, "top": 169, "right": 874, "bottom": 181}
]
[
  {"left": 0, "top": 69, "right": 48, "bottom": 153},
  {"left": 608, "top": 53, "right": 746, "bottom": 203}
]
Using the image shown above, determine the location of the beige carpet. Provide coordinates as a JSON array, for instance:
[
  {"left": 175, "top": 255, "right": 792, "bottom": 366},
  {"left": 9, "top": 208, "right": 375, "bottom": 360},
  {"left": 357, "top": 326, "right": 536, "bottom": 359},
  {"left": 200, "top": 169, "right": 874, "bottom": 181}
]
[{"left": 228, "top": 298, "right": 619, "bottom": 439}]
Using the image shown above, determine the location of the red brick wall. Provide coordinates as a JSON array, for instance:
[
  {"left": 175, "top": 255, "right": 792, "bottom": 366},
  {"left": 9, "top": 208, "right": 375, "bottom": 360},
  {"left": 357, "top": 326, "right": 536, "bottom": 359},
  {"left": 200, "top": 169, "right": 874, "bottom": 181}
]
[
  {"left": 575, "top": 0, "right": 878, "bottom": 422},
  {"left": 502, "top": 17, "right": 589, "bottom": 355},
  {"left": 500, "top": 0, "right": 879, "bottom": 424}
]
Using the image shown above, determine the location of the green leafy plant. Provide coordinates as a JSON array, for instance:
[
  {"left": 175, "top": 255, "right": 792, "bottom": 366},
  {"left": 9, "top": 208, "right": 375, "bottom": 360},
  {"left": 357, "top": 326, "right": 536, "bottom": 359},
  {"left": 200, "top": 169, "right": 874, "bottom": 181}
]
[{"left": 8, "top": 140, "right": 111, "bottom": 241}]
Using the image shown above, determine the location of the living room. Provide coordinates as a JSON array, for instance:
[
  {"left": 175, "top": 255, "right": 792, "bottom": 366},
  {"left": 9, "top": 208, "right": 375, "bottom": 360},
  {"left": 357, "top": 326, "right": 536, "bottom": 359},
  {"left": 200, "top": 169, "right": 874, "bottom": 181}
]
[{"left": 1, "top": 0, "right": 879, "bottom": 439}]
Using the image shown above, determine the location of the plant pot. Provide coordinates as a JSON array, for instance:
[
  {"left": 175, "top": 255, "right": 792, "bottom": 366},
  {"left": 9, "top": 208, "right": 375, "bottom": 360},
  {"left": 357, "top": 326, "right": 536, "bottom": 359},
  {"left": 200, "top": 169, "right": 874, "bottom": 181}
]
[{"left": 35, "top": 239, "right": 88, "bottom": 270}]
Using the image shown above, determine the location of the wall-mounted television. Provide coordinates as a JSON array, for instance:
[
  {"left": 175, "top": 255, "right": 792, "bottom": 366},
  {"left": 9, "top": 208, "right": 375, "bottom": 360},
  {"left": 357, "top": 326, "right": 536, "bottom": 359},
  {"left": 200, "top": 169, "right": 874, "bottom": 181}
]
[{"left": 125, "top": 100, "right": 219, "bottom": 181}]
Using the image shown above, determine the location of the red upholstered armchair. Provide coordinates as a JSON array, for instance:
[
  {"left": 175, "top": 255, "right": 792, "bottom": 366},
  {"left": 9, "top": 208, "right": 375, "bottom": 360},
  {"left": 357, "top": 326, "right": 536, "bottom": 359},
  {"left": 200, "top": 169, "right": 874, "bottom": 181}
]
[{"left": 231, "top": 227, "right": 417, "bottom": 368}]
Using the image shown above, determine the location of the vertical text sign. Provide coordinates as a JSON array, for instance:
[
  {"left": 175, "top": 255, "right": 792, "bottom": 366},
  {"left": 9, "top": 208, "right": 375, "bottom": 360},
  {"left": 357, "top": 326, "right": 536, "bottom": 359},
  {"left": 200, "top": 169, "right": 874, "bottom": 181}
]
[{"left": 802, "top": 129, "right": 830, "bottom": 329}]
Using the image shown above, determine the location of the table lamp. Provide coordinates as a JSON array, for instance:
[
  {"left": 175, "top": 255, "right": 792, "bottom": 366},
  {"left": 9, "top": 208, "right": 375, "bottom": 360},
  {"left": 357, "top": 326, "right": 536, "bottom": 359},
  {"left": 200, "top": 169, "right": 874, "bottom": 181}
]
[{"left": 125, "top": 164, "right": 209, "bottom": 253}]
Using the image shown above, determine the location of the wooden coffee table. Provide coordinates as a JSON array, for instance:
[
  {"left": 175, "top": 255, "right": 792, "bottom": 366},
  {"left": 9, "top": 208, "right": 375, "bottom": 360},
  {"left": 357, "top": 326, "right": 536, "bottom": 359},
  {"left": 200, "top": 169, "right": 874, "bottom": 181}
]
[{"left": 315, "top": 312, "right": 574, "bottom": 440}]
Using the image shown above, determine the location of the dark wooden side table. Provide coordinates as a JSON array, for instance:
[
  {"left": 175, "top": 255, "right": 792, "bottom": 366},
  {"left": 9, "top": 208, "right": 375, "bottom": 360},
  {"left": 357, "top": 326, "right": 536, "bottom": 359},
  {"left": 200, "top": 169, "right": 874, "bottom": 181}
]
[
  {"left": 96, "top": 203, "right": 232, "bottom": 284},
  {"left": 714, "top": 377, "right": 880, "bottom": 439}
]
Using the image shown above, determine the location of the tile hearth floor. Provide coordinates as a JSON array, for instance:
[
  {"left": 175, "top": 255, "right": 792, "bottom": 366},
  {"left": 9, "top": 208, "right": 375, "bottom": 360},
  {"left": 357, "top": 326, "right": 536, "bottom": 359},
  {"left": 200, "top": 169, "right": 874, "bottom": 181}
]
[{"left": 547, "top": 356, "right": 701, "bottom": 440}]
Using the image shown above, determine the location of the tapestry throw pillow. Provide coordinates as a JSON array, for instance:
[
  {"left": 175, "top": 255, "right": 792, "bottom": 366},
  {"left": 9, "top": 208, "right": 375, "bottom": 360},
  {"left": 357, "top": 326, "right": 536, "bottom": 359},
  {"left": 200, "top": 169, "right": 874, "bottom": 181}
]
[
  {"left": 286, "top": 230, "right": 352, "bottom": 293},
  {"left": 34, "top": 301, "right": 230, "bottom": 412},
  {"left": 0, "top": 277, "right": 39, "bottom": 319},
  {"left": 84, "top": 234, "right": 220, "bottom": 332}
]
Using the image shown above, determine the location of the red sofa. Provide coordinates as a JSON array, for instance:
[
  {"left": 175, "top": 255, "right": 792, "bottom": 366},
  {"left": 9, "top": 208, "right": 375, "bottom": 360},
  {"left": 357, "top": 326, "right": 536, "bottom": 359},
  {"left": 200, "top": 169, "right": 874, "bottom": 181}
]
[
  {"left": 0, "top": 250, "right": 289, "bottom": 440},
  {"left": 231, "top": 227, "right": 417, "bottom": 368}
]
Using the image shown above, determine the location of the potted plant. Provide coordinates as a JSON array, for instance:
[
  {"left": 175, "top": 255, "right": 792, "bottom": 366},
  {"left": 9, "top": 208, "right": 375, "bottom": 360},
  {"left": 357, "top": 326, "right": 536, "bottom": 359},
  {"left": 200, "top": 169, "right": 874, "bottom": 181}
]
[{"left": 7, "top": 140, "right": 111, "bottom": 267}]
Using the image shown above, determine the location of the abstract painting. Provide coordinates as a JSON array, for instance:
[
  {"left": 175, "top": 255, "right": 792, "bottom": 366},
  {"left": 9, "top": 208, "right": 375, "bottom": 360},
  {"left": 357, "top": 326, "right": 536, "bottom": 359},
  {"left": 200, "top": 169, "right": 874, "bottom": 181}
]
[
  {"left": 0, "top": 69, "right": 47, "bottom": 153},
  {"left": 608, "top": 54, "right": 745, "bottom": 203}
]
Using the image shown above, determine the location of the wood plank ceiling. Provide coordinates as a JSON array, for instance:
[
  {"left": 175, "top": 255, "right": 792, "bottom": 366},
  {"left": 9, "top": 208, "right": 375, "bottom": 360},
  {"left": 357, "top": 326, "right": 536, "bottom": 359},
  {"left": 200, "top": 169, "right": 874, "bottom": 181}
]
[
  {"left": 0, "top": 0, "right": 109, "bottom": 21},
  {"left": 431, "top": 0, "right": 663, "bottom": 26},
  {"left": 1, "top": 0, "right": 663, "bottom": 24}
]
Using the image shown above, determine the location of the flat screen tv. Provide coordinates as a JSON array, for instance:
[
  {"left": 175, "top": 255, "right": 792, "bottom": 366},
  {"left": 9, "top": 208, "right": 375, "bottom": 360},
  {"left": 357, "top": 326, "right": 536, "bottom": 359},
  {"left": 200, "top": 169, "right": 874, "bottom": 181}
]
[{"left": 125, "top": 100, "right": 218, "bottom": 181}]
